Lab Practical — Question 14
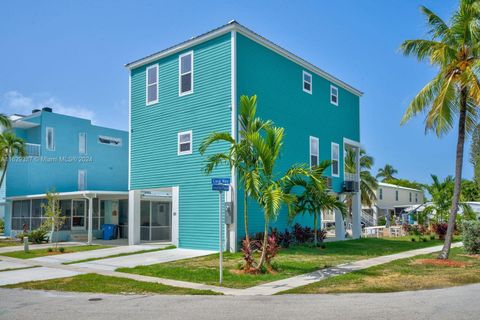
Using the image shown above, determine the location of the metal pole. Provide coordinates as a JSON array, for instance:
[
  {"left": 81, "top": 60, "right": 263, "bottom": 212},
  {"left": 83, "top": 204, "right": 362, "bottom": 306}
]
[{"left": 219, "top": 190, "right": 223, "bottom": 285}]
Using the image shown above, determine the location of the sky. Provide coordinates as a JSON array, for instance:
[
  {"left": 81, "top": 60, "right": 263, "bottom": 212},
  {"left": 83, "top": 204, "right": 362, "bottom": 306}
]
[{"left": 0, "top": 0, "right": 471, "bottom": 185}]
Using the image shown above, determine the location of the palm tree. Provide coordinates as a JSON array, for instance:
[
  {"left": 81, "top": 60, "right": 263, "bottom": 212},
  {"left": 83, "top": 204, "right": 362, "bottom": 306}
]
[
  {"left": 0, "top": 132, "right": 27, "bottom": 187},
  {"left": 376, "top": 164, "right": 398, "bottom": 182},
  {"left": 400, "top": 1, "right": 480, "bottom": 259},
  {"left": 286, "top": 161, "right": 347, "bottom": 246},
  {"left": 424, "top": 175, "right": 455, "bottom": 223},
  {"left": 247, "top": 126, "right": 308, "bottom": 271},
  {"left": 345, "top": 148, "right": 378, "bottom": 208},
  {"left": 200, "top": 95, "right": 271, "bottom": 246},
  {"left": 0, "top": 113, "right": 11, "bottom": 129}
]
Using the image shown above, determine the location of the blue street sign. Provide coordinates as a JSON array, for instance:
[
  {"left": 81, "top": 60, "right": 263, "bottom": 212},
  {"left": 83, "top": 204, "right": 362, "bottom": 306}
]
[
  {"left": 212, "top": 177, "right": 230, "bottom": 192},
  {"left": 211, "top": 178, "right": 231, "bottom": 185}
]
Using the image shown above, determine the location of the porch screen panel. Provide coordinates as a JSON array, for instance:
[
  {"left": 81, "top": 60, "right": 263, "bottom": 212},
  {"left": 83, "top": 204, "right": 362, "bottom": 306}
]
[
  {"left": 12, "top": 200, "right": 30, "bottom": 230},
  {"left": 140, "top": 201, "right": 150, "bottom": 241},
  {"left": 59, "top": 200, "right": 72, "bottom": 230},
  {"left": 151, "top": 202, "right": 171, "bottom": 241}
]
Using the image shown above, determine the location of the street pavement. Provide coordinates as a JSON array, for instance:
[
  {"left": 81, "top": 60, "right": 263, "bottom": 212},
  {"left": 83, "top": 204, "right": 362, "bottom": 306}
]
[{"left": 0, "top": 284, "right": 479, "bottom": 320}]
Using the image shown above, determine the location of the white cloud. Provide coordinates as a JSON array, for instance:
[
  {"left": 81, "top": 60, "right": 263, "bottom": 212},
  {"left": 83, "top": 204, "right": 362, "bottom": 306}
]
[{"left": 1, "top": 91, "right": 96, "bottom": 122}]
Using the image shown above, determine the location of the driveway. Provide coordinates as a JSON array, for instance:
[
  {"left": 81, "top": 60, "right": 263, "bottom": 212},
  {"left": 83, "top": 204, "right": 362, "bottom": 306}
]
[{"left": 0, "top": 284, "right": 479, "bottom": 320}]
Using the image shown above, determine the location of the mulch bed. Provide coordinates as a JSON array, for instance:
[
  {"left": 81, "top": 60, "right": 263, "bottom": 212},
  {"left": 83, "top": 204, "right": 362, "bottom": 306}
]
[{"left": 414, "top": 259, "right": 470, "bottom": 268}]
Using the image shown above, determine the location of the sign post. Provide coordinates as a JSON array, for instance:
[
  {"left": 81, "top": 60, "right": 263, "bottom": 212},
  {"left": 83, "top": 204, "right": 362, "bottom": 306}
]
[{"left": 211, "top": 178, "right": 230, "bottom": 286}]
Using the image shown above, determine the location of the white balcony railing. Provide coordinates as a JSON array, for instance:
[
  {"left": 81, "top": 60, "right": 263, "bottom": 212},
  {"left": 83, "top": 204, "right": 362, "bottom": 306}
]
[{"left": 25, "top": 143, "right": 41, "bottom": 156}]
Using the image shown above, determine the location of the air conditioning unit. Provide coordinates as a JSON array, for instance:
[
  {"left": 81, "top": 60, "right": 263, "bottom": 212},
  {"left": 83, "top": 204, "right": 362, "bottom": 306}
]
[{"left": 343, "top": 180, "right": 359, "bottom": 193}]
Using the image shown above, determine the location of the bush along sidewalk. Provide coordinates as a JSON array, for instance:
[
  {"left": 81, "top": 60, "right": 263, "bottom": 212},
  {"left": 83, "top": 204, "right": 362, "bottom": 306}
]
[{"left": 463, "top": 221, "right": 480, "bottom": 254}]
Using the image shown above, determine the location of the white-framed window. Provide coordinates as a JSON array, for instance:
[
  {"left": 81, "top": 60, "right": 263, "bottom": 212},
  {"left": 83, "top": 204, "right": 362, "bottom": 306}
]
[
  {"left": 331, "top": 142, "right": 340, "bottom": 177},
  {"left": 78, "top": 170, "right": 87, "bottom": 191},
  {"left": 309, "top": 136, "right": 319, "bottom": 167},
  {"left": 379, "top": 188, "right": 383, "bottom": 200},
  {"left": 303, "top": 71, "right": 312, "bottom": 94},
  {"left": 178, "top": 130, "right": 192, "bottom": 155},
  {"left": 395, "top": 190, "right": 399, "bottom": 201},
  {"left": 46, "top": 127, "right": 55, "bottom": 151},
  {"left": 98, "top": 135, "right": 122, "bottom": 147},
  {"left": 79, "top": 132, "right": 87, "bottom": 155},
  {"left": 409, "top": 192, "right": 412, "bottom": 202},
  {"left": 146, "top": 64, "right": 158, "bottom": 105},
  {"left": 179, "top": 51, "right": 193, "bottom": 96},
  {"left": 415, "top": 193, "right": 418, "bottom": 203},
  {"left": 330, "top": 85, "right": 339, "bottom": 106}
]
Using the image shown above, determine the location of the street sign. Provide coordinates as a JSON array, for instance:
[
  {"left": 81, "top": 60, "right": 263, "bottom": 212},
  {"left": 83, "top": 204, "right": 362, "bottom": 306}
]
[
  {"left": 211, "top": 178, "right": 230, "bottom": 185},
  {"left": 211, "top": 177, "right": 230, "bottom": 286},
  {"left": 211, "top": 178, "right": 230, "bottom": 191}
]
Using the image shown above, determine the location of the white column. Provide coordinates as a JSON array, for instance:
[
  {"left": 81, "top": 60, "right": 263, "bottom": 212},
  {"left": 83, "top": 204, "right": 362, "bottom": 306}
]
[
  {"left": 128, "top": 190, "right": 141, "bottom": 245},
  {"left": 335, "top": 208, "right": 345, "bottom": 241},
  {"left": 373, "top": 206, "right": 378, "bottom": 226},
  {"left": 171, "top": 186, "right": 179, "bottom": 247},
  {"left": 87, "top": 196, "right": 93, "bottom": 245},
  {"left": 352, "top": 192, "right": 362, "bottom": 239}
]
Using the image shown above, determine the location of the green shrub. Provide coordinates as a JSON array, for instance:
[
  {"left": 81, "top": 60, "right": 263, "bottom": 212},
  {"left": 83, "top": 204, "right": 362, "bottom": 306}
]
[
  {"left": 0, "top": 218, "right": 4, "bottom": 233},
  {"left": 59, "top": 247, "right": 65, "bottom": 253},
  {"left": 462, "top": 221, "right": 480, "bottom": 254},
  {"left": 28, "top": 229, "right": 48, "bottom": 244},
  {"left": 47, "top": 247, "right": 53, "bottom": 252},
  {"left": 378, "top": 217, "right": 387, "bottom": 226},
  {"left": 411, "top": 237, "right": 416, "bottom": 242}
]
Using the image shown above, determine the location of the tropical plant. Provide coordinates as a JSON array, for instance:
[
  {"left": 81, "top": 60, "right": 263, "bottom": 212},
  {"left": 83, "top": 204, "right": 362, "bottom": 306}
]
[
  {"left": 286, "top": 161, "right": 347, "bottom": 246},
  {"left": 247, "top": 125, "right": 308, "bottom": 271},
  {"left": 471, "top": 125, "right": 480, "bottom": 184},
  {"left": 345, "top": 148, "right": 378, "bottom": 207},
  {"left": 41, "top": 191, "right": 66, "bottom": 250},
  {"left": 462, "top": 221, "right": 480, "bottom": 254},
  {"left": 461, "top": 179, "right": 480, "bottom": 201},
  {"left": 0, "top": 218, "right": 4, "bottom": 233},
  {"left": 0, "top": 132, "right": 27, "bottom": 187},
  {"left": 400, "top": 0, "right": 480, "bottom": 259},
  {"left": 200, "top": 95, "right": 271, "bottom": 251},
  {"left": 376, "top": 164, "right": 398, "bottom": 182},
  {"left": 425, "top": 175, "right": 456, "bottom": 223},
  {"left": 383, "top": 177, "right": 425, "bottom": 191},
  {"left": 0, "top": 113, "right": 11, "bottom": 130}
]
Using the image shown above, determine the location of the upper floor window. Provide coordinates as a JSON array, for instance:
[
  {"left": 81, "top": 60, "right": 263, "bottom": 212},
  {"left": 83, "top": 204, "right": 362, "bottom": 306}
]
[
  {"left": 415, "top": 193, "right": 418, "bottom": 203},
  {"left": 78, "top": 170, "right": 87, "bottom": 191},
  {"left": 379, "top": 188, "right": 383, "bottom": 200},
  {"left": 395, "top": 190, "right": 399, "bottom": 201},
  {"left": 331, "top": 142, "right": 339, "bottom": 177},
  {"left": 179, "top": 51, "right": 193, "bottom": 96},
  {"left": 79, "top": 132, "right": 87, "bottom": 154},
  {"left": 46, "top": 127, "right": 55, "bottom": 151},
  {"left": 178, "top": 130, "right": 192, "bottom": 155},
  {"left": 146, "top": 64, "right": 158, "bottom": 105},
  {"left": 330, "top": 85, "right": 339, "bottom": 106},
  {"left": 409, "top": 192, "right": 412, "bottom": 202},
  {"left": 309, "top": 136, "right": 319, "bottom": 167},
  {"left": 98, "top": 135, "right": 122, "bottom": 147},
  {"left": 303, "top": 71, "right": 312, "bottom": 94}
]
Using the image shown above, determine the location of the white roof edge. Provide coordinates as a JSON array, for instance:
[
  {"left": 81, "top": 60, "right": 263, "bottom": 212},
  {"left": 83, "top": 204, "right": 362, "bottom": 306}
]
[
  {"left": 7, "top": 190, "right": 129, "bottom": 200},
  {"left": 125, "top": 22, "right": 363, "bottom": 97},
  {"left": 378, "top": 182, "right": 423, "bottom": 192}
]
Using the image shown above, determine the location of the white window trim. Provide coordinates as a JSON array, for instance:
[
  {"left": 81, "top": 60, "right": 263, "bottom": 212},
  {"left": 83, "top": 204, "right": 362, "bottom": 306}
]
[
  {"left": 79, "top": 132, "right": 87, "bottom": 155},
  {"left": 330, "top": 85, "right": 339, "bottom": 106},
  {"left": 78, "top": 170, "right": 87, "bottom": 191},
  {"left": 179, "top": 51, "right": 194, "bottom": 96},
  {"left": 146, "top": 64, "right": 159, "bottom": 106},
  {"left": 309, "top": 136, "right": 319, "bottom": 167},
  {"left": 303, "top": 71, "right": 312, "bottom": 94},
  {"left": 331, "top": 142, "right": 340, "bottom": 177},
  {"left": 178, "top": 130, "right": 193, "bottom": 155},
  {"left": 46, "top": 127, "right": 55, "bottom": 151}
]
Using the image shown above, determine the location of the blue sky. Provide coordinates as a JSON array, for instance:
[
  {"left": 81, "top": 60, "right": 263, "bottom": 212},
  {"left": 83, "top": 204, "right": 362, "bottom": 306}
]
[{"left": 0, "top": 0, "right": 470, "bottom": 184}]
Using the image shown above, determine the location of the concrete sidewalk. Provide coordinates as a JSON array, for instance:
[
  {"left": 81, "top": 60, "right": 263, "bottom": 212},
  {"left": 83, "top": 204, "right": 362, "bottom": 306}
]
[{"left": 0, "top": 242, "right": 85, "bottom": 253}]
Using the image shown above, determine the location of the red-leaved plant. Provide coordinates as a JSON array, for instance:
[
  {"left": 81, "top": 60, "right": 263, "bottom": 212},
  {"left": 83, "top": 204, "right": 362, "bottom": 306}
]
[{"left": 431, "top": 223, "right": 449, "bottom": 240}]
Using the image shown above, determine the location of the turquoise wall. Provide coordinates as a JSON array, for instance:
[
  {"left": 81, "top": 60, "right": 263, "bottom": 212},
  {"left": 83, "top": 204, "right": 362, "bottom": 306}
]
[
  {"left": 130, "top": 34, "right": 232, "bottom": 250},
  {"left": 235, "top": 33, "right": 360, "bottom": 239}
]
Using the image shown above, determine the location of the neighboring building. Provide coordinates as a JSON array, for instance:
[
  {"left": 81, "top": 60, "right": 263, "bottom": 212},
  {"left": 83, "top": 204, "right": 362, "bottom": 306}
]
[
  {"left": 2, "top": 108, "right": 128, "bottom": 242},
  {"left": 363, "top": 182, "right": 424, "bottom": 226},
  {"left": 127, "top": 21, "right": 363, "bottom": 251}
]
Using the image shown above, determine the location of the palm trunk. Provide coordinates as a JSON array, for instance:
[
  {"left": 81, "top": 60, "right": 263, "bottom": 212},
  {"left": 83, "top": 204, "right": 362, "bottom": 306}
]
[
  {"left": 438, "top": 88, "right": 467, "bottom": 260},
  {"left": 244, "top": 190, "right": 250, "bottom": 243},
  {"left": 257, "top": 214, "right": 270, "bottom": 271},
  {"left": 313, "top": 212, "right": 318, "bottom": 246},
  {"left": 0, "top": 157, "right": 9, "bottom": 188}
]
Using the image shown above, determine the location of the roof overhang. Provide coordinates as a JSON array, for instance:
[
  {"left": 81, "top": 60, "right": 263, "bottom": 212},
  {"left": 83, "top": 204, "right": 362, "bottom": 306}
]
[
  {"left": 7, "top": 190, "right": 129, "bottom": 201},
  {"left": 12, "top": 119, "right": 40, "bottom": 129},
  {"left": 125, "top": 21, "right": 363, "bottom": 97}
]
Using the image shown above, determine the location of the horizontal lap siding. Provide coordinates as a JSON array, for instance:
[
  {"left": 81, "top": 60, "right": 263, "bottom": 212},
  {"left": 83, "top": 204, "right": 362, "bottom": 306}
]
[
  {"left": 236, "top": 33, "right": 360, "bottom": 239},
  {"left": 130, "top": 34, "right": 231, "bottom": 250}
]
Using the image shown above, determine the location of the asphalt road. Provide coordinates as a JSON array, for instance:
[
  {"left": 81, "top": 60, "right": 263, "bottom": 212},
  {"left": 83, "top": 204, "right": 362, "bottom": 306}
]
[{"left": 1, "top": 285, "right": 479, "bottom": 320}]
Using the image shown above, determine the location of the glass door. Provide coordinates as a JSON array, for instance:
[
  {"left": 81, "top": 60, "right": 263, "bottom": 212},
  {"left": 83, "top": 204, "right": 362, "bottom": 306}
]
[
  {"left": 139, "top": 200, "right": 172, "bottom": 242},
  {"left": 72, "top": 200, "right": 86, "bottom": 229}
]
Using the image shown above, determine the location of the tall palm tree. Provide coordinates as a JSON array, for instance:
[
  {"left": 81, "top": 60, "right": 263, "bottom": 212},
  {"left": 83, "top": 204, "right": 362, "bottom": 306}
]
[
  {"left": 199, "top": 95, "right": 271, "bottom": 246},
  {"left": 376, "top": 164, "right": 398, "bottom": 182},
  {"left": 0, "top": 113, "right": 11, "bottom": 130},
  {"left": 286, "top": 161, "right": 347, "bottom": 246},
  {"left": 247, "top": 126, "right": 308, "bottom": 271},
  {"left": 345, "top": 148, "right": 378, "bottom": 207},
  {"left": 400, "top": 1, "right": 480, "bottom": 259},
  {"left": 0, "top": 132, "right": 27, "bottom": 187}
]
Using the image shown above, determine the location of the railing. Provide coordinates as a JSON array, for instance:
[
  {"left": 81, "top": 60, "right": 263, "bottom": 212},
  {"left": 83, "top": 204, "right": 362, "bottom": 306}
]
[
  {"left": 361, "top": 210, "right": 375, "bottom": 227},
  {"left": 344, "top": 172, "right": 359, "bottom": 182},
  {"left": 25, "top": 143, "right": 41, "bottom": 156}
]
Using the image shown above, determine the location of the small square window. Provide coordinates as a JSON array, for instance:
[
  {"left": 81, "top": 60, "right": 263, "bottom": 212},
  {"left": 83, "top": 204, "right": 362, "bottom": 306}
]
[
  {"left": 303, "top": 71, "right": 312, "bottom": 94},
  {"left": 330, "top": 85, "right": 339, "bottom": 106},
  {"left": 178, "top": 131, "right": 192, "bottom": 155}
]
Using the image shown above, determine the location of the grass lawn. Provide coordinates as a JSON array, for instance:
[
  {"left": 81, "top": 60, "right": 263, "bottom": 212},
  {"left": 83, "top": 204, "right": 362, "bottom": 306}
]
[
  {"left": 0, "top": 240, "right": 21, "bottom": 247},
  {"left": 0, "top": 245, "right": 111, "bottom": 259},
  {"left": 63, "top": 245, "right": 176, "bottom": 265},
  {"left": 281, "top": 247, "right": 480, "bottom": 294},
  {"left": 118, "top": 237, "right": 449, "bottom": 289},
  {"left": 4, "top": 273, "right": 221, "bottom": 295}
]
